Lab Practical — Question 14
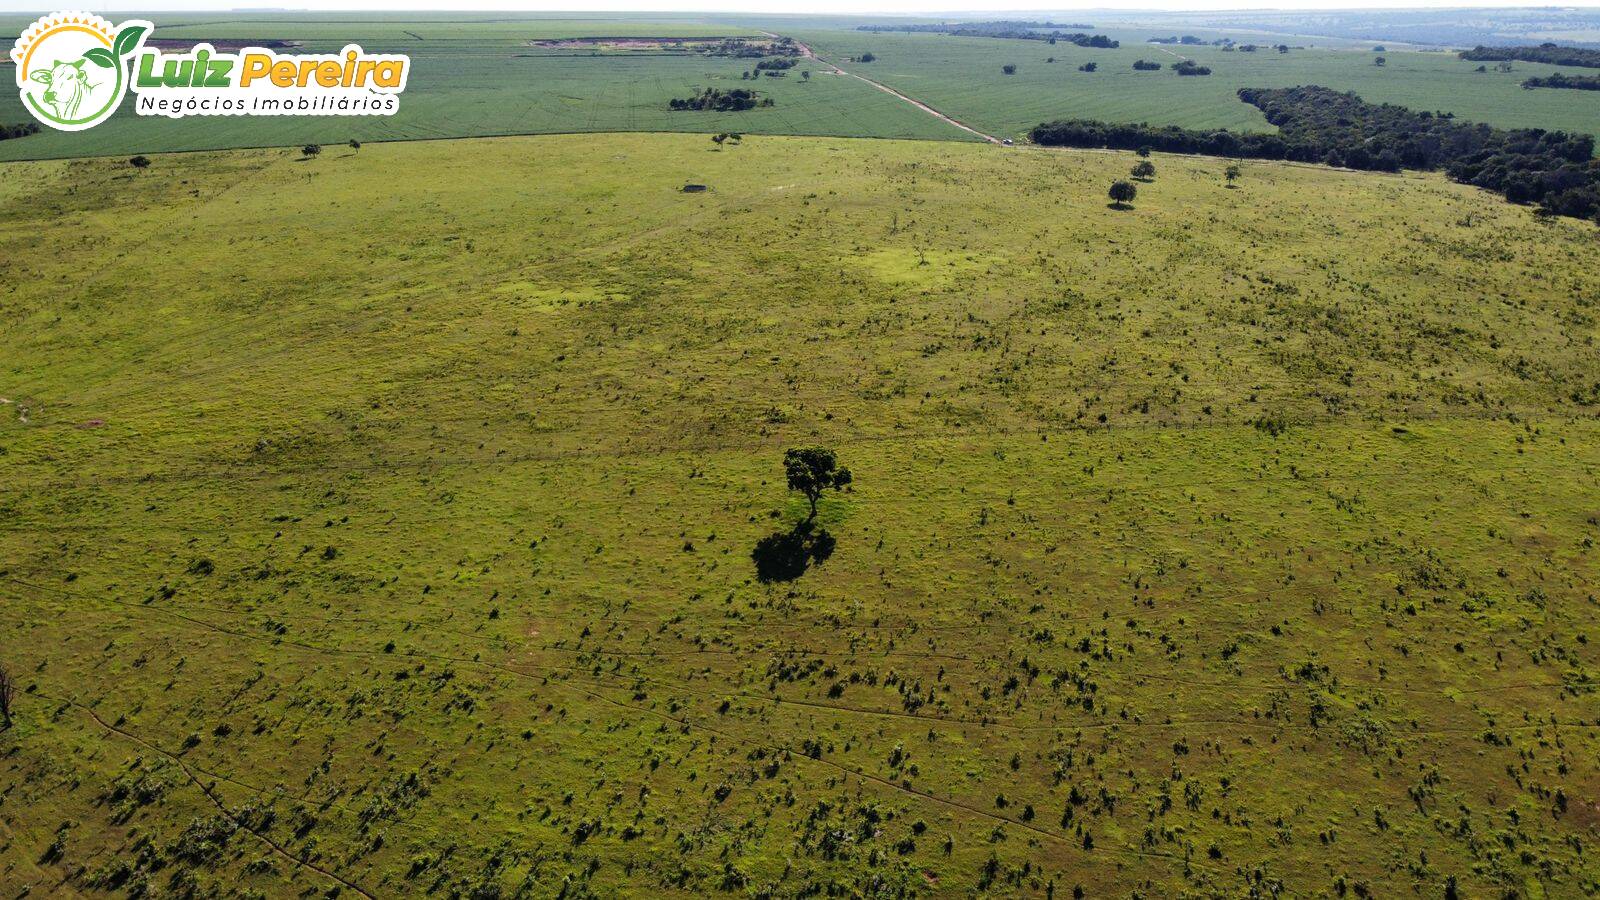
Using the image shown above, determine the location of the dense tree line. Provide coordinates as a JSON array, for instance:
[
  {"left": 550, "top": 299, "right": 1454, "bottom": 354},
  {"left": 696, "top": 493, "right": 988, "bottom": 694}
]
[
  {"left": 857, "top": 22, "right": 1114, "bottom": 46},
  {"left": 0, "top": 122, "right": 40, "bottom": 141},
  {"left": 754, "top": 57, "right": 797, "bottom": 71},
  {"left": 1132, "top": 59, "right": 1162, "bottom": 71},
  {"left": 1460, "top": 43, "right": 1600, "bottom": 68},
  {"left": 1522, "top": 73, "right": 1600, "bottom": 90},
  {"left": 1173, "top": 61, "right": 1213, "bottom": 75},
  {"left": 668, "top": 88, "right": 771, "bottom": 111},
  {"left": 1030, "top": 85, "right": 1600, "bottom": 221}
]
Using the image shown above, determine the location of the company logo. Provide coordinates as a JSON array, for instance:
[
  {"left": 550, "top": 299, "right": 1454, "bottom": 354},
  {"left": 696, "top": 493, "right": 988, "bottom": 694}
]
[
  {"left": 11, "top": 12, "right": 149, "bottom": 131},
  {"left": 11, "top": 11, "right": 409, "bottom": 131}
]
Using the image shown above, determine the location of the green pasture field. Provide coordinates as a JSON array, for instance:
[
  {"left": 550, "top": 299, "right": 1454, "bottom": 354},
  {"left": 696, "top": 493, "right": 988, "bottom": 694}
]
[
  {"left": 798, "top": 27, "right": 1600, "bottom": 141},
  {"left": 1, "top": 132, "right": 1597, "bottom": 897}
]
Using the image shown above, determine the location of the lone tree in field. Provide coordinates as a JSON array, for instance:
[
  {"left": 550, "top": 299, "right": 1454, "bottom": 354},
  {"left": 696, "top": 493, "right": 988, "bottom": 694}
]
[
  {"left": 301, "top": 144, "right": 321, "bottom": 158},
  {"left": 1132, "top": 160, "right": 1156, "bottom": 181},
  {"left": 784, "top": 447, "right": 851, "bottom": 521},
  {"left": 1224, "top": 164, "right": 1242, "bottom": 187},
  {"left": 128, "top": 155, "right": 150, "bottom": 169},
  {"left": 1002, "top": 64, "right": 1017, "bottom": 75},
  {"left": 349, "top": 139, "right": 362, "bottom": 149},
  {"left": 801, "top": 70, "right": 810, "bottom": 80},
  {"left": 1108, "top": 180, "right": 1137, "bottom": 209},
  {"left": 0, "top": 663, "right": 14, "bottom": 729},
  {"left": 1374, "top": 56, "right": 1386, "bottom": 67}
]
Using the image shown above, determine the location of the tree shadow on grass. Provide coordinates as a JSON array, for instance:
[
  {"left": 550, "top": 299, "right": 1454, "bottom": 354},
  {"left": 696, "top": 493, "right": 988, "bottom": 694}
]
[{"left": 751, "top": 520, "right": 836, "bottom": 583}]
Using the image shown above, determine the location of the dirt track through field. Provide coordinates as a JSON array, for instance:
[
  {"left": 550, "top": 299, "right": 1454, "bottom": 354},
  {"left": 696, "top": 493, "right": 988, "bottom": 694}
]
[{"left": 774, "top": 33, "right": 1005, "bottom": 144}]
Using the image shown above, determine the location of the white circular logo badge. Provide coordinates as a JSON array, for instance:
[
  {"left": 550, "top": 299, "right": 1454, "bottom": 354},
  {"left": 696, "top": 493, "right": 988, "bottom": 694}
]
[{"left": 10, "top": 11, "right": 151, "bottom": 131}]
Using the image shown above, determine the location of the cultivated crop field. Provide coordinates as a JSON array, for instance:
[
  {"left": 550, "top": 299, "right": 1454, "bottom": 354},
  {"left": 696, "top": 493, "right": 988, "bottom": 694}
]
[
  {"left": 1, "top": 133, "right": 1597, "bottom": 897},
  {"left": 798, "top": 27, "right": 1600, "bottom": 142},
  {"left": 7, "top": 12, "right": 1600, "bottom": 161},
  {"left": 0, "top": 15, "right": 972, "bottom": 161}
]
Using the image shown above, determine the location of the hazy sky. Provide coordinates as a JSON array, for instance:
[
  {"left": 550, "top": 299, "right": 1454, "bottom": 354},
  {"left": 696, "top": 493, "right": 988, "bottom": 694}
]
[
  {"left": 6, "top": 0, "right": 1593, "bottom": 11},
  {"left": 8, "top": 1, "right": 1597, "bottom": 12}
]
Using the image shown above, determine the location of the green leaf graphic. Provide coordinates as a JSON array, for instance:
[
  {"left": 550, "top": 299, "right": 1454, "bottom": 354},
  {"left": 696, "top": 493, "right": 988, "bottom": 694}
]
[
  {"left": 82, "top": 47, "right": 116, "bottom": 68},
  {"left": 113, "top": 25, "right": 147, "bottom": 58}
]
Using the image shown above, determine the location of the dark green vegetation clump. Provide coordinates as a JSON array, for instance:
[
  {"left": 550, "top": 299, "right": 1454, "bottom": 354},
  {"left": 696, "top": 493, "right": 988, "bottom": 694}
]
[
  {"left": 1523, "top": 73, "right": 1600, "bottom": 91},
  {"left": 0, "top": 121, "right": 40, "bottom": 141},
  {"left": 1461, "top": 43, "right": 1600, "bottom": 69},
  {"left": 1032, "top": 85, "right": 1600, "bottom": 221},
  {"left": 2, "top": 133, "right": 1598, "bottom": 897},
  {"left": 669, "top": 87, "right": 770, "bottom": 111}
]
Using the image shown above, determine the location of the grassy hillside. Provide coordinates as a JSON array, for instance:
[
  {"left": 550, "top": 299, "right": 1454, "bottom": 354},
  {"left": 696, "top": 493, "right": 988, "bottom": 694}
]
[
  {"left": 1, "top": 134, "right": 1598, "bottom": 897},
  {"left": 801, "top": 28, "right": 1600, "bottom": 142}
]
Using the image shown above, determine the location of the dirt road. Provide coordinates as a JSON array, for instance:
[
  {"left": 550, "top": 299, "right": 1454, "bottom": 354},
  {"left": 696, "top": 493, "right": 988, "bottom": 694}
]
[{"left": 774, "top": 34, "right": 1006, "bottom": 145}]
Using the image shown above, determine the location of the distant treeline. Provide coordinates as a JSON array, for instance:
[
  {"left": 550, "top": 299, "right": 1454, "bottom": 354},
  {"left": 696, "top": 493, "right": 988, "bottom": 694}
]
[
  {"left": 1460, "top": 43, "right": 1600, "bottom": 68},
  {"left": 1030, "top": 85, "right": 1599, "bottom": 221},
  {"left": 706, "top": 38, "right": 799, "bottom": 58},
  {"left": 668, "top": 88, "right": 771, "bottom": 111},
  {"left": 857, "top": 22, "right": 1115, "bottom": 46},
  {"left": 1522, "top": 73, "right": 1600, "bottom": 91},
  {"left": 1, "top": 122, "right": 41, "bottom": 141},
  {"left": 858, "top": 20, "right": 1092, "bottom": 35}
]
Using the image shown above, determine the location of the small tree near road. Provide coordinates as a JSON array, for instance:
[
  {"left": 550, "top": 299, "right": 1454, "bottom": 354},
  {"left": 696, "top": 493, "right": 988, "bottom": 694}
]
[
  {"left": 1108, "top": 180, "right": 1137, "bottom": 208},
  {"left": 784, "top": 447, "right": 851, "bottom": 521}
]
